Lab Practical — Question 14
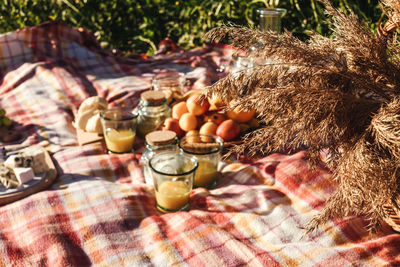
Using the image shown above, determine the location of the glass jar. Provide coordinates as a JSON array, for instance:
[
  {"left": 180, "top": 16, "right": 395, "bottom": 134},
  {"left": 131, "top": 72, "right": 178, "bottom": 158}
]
[
  {"left": 141, "top": 130, "right": 178, "bottom": 186},
  {"left": 100, "top": 108, "right": 138, "bottom": 154},
  {"left": 242, "top": 8, "right": 287, "bottom": 71},
  {"left": 150, "top": 151, "right": 198, "bottom": 213},
  {"left": 137, "top": 90, "right": 171, "bottom": 138},
  {"left": 257, "top": 8, "right": 287, "bottom": 33},
  {"left": 152, "top": 72, "right": 186, "bottom": 97},
  {"left": 179, "top": 133, "right": 224, "bottom": 189}
]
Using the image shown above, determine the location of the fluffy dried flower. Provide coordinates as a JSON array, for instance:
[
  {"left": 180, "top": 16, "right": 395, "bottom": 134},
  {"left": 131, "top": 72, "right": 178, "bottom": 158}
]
[{"left": 204, "top": 0, "right": 400, "bottom": 232}]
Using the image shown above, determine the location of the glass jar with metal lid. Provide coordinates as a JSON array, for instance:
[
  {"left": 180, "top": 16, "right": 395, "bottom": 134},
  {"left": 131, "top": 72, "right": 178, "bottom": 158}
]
[
  {"left": 137, "top": 90, "right": 171, "bottom": 138},
  {"left": 141, "top": 130, "right": 178, "bottom": 185}
]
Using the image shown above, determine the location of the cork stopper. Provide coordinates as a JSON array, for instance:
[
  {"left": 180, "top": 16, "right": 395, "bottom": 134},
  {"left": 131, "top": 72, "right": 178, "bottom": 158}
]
[
  {"left": 145, "top": 130, "right": 177, "bottom": 146},
  {"left": 140, "top": 90, "right": 166, "bottom": 106},
  {"left": 180, "top": 142, "right": 222, "bottom": 154},
  {"left": 179, "top": 134, "right": 224, "bottom": 154}
]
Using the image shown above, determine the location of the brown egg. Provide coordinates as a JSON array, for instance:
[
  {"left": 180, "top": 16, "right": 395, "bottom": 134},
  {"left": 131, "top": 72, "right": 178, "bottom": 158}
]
[
  {"left": 199, "top": 121, "right": 218, "bottom": 135},
  {"left": 186, "top": 93, "right": 210, "bottom": 116},
  {"left": 226, "top": 102, "right": 256, "bottom": 123},
  {"left": 179, "top": 113, "right": 197, "bottom": 132},
  {"left": 216, "top": 119, "right": 240, "bottom": 141},
  {"left": 172, "top": 101, "right": 188, "bottom": 119},
  {"left": 185, "top": 130, "right": 201, "bottom": 143},
  {"left": 163, "top": 118, "right": 185, "bottom": 138},
  {"left": 203, "top": 111, "right": 227, "bottom": 125},
  {"left": 186, "top": 130, "right": 199, "bottom": 137}
]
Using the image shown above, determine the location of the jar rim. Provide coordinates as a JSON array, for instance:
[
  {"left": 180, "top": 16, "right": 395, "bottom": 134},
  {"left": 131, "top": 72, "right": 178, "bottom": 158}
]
[
  {"left": 100, "top": 108, "right": 138, "bottom": 121},
  {"left": 140, "top": 98, "right": 167, "bottom": 107},
  {"left": 257, "top": 8, "right": 287, "bottom": 15},
  {"left": 149, "top": 151, "right": 198, "bottom": 176},
  {"left": 152, "top": 72, "right": 185, "bottom": 81}
]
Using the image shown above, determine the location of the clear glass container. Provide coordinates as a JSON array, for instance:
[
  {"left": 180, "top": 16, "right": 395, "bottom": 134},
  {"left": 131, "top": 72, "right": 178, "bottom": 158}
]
[
  {"left": 228, "top": 8, "right": 287, "bottom": 76},
  {"left": 141, "top": 130, "right": 178, "bottom": 186},
  {"left": 149, "top": 151, "right": 198, "bottom": 213},
  {"left": 179, "top": 134, "right": 224, "bottom": 189},
  {"left": 257, "top": 8, "right": 287, "bottom": 33},
  {"left": 240, "top": 8, "right": 288, "bottom": 71},
  {"left": 100, "top": 108, "right": 138, "bottom": 154},
  {"left": 153, "top": 72, "right": 186, "bottom": 94},
  {"left": 230, "top": 55, "right": 253, "bottom": 76},
  {"left": 137, "top": 90, "right": 171, "bottom": 138}
]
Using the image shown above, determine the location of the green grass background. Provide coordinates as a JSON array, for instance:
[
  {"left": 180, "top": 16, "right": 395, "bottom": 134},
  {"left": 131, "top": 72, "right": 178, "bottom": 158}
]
[{"left": 0, "top": 0, "right": 381, "bottom": 55}]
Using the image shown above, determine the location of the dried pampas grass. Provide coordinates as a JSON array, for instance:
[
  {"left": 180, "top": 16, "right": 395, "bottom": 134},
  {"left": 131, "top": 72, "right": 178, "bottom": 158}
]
[{"left": 204, "top": 0, "right": 400, "bottom": 232}]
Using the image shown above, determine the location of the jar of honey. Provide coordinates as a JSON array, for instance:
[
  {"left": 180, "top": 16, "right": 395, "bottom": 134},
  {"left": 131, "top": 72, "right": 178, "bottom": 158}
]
[
  {"left": 141, "top": 130, "right": 178, "bottom": 185},
  {"left": 137, "top": 90, "right": 171, "bottom": 138}
]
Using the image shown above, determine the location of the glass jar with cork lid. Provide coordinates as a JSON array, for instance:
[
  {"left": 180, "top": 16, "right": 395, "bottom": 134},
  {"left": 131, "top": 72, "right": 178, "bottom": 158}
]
[
  {"left": 137, "top": 90, "right": 171, "bottom": 138},
  {"left": 141, "top": 130, "right": 178, "bottom": 185}
]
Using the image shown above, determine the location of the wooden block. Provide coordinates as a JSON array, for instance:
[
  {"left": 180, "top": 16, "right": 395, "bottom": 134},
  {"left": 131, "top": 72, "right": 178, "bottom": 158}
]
[{"left": 76, "top": 128, "right": 103, "bottom": 146}]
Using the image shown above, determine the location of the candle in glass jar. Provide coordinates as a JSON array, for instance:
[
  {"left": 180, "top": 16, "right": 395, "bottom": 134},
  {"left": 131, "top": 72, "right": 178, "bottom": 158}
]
[
  {"left": 179, "top": 134, "right": 223, "bottom": 188},
  {"left": 155, "top": 180, "right": 190, "bottom": 211},
  {"left": 194, "top": 159, "right": 218, "bottom": 187},
  {"left": 104, "top": 128, "right": 135, "bottom": 153}
]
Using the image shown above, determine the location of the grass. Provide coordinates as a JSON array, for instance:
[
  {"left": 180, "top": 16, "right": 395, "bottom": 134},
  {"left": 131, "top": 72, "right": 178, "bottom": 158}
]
[{"left": 0, "top": 0, "right": 381, "bottom": 55}]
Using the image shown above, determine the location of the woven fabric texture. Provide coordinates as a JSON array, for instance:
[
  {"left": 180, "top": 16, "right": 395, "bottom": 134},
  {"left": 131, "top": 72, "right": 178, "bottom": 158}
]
[{"left": 0, "top": 22, "right": 399, "bottom": 267}]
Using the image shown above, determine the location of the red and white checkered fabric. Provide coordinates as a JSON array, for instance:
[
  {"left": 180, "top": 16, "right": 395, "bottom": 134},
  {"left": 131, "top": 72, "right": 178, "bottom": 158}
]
[{"left": 0, "top": 21, "right": 399, "bottom": 266}]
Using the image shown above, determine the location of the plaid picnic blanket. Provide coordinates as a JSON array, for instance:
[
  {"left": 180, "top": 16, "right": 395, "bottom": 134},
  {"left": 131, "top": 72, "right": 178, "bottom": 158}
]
[{"left": 0, "top": 21, "right": 399, "bottom": 267}]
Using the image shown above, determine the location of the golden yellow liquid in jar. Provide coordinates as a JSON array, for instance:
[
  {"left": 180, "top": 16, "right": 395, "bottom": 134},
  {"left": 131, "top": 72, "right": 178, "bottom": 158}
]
[
  {"left": 155, "top": 180, "right": 190, "bottom": 211},
  {"left": 105, "top": 129, "right": 135, "bottom": 153},
  {"left": 194, "top": 159, "right": 218, "bottom": 187}
]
